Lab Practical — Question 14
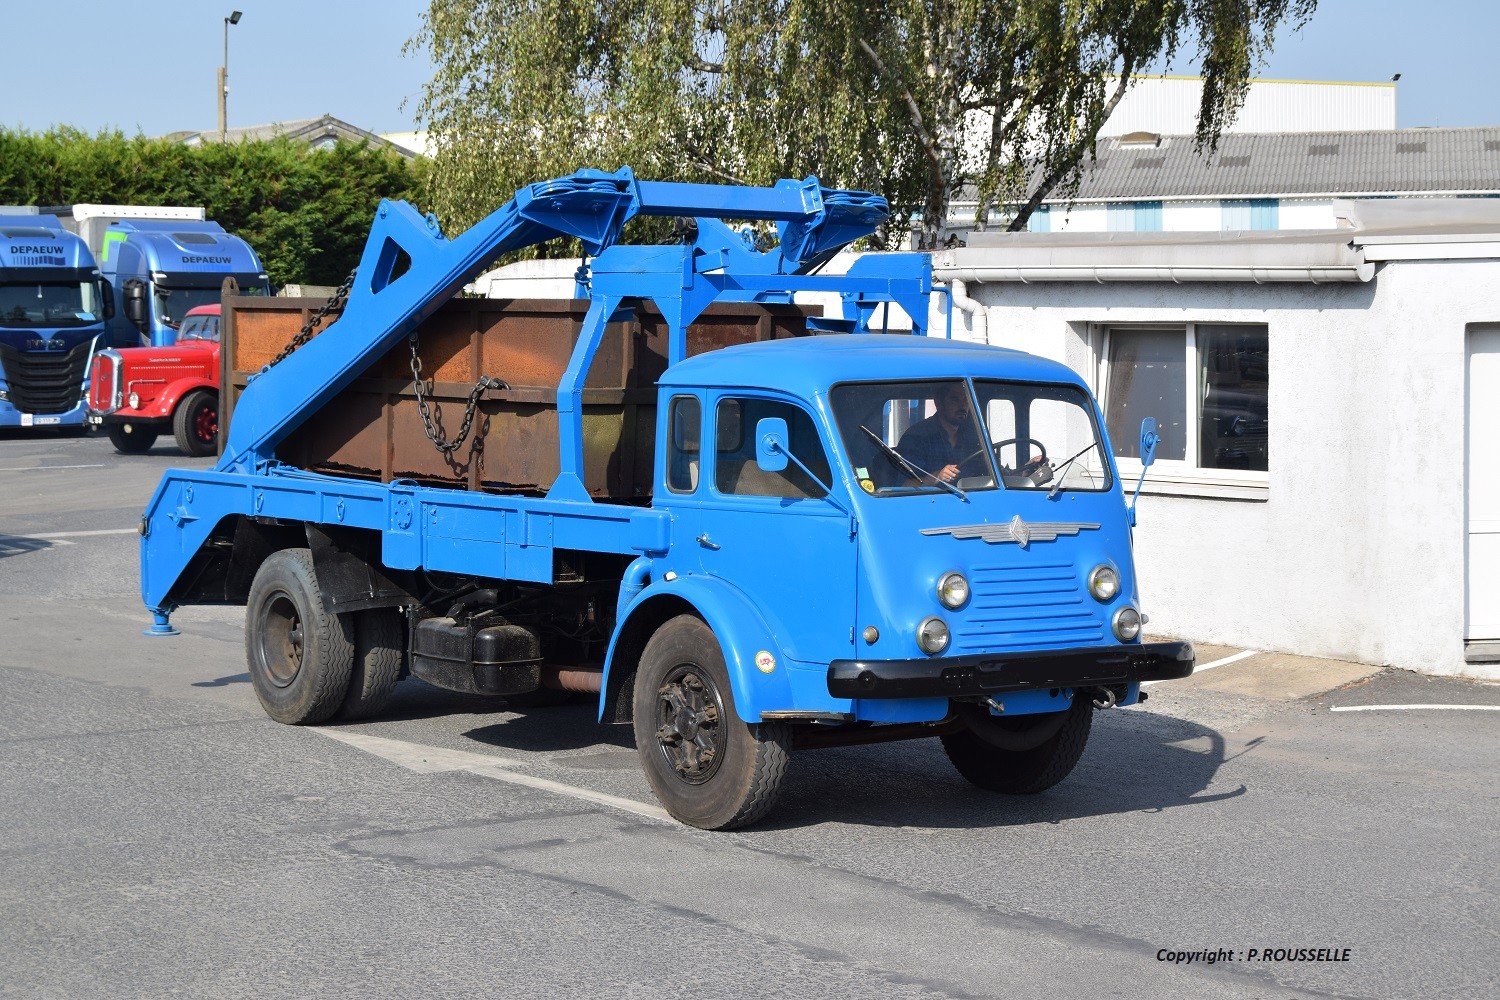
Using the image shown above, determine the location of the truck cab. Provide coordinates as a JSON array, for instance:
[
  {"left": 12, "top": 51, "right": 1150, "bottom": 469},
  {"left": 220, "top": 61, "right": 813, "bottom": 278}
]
[
  {"left": 89, "top": 304, "right": 221, "bottom": 456},
  {"left": 55, "top": 206, "right": 268, "bottom": 348},
  {"left": 0, "top": 213, "right": 110, "bottom": 431}
]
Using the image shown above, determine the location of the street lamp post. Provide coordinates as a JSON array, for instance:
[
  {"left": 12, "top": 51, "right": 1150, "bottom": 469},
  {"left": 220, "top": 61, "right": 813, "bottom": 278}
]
[{"left": 218, "top": 10, "right": 243, "bottom": 143}]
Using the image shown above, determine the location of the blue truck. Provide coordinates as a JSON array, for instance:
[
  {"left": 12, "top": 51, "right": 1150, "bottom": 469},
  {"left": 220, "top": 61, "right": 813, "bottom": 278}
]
[
  {"left": 0, "top": 210, "right": 112, "bottom": 432},
  {"left": 138, "top": 169, "right": 1193, "bottom": 829},
  {"left": 57, "top": 205, "right": 270, "bottom": 347}
]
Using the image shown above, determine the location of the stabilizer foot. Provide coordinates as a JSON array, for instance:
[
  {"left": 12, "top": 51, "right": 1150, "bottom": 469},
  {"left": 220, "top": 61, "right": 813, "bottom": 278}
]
[{"left": 144, "top": 611, "right": 180, "bottom": 637}]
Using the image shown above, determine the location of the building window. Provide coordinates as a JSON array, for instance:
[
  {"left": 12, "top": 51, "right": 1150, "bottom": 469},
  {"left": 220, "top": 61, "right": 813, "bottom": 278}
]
[
  {"left": 1222, "top": 198, "right": 1279, "bottom": 230},
  {"left": 1027, "top": 205, "right": 1051, "bottom": 233},
  {"left": 1107, "top": 201, "right": 1163, "bottom": 232},
  {"left": 1102, "top": 324, "right": 1268, "bottom": 475}
]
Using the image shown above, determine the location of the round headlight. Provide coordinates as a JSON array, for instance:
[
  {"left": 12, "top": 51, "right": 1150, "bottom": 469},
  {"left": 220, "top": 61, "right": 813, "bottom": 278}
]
[
  {"left": 1088, "top": 564, "right": 1120, "bottom": 602},
  {"left": 916, "top": 616, "right": 950, "bottom": 655},
  {"left": 128, "top": 391, "right": 140, "bottom": 409},
  {"left": 937, "top": 571, "right": 970, "bottom": 609},
  {"left": 1112, "top": 606, "right": 1142, "bottom": 642}
]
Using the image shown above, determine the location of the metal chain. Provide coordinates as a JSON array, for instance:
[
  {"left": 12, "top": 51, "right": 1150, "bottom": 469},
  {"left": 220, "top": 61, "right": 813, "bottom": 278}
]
[
  {"left": 264, "top": 269, "right": 357, "bottom": 369},
  {"left": 409, "top": 331, "right": 509, "bottom": 454}
]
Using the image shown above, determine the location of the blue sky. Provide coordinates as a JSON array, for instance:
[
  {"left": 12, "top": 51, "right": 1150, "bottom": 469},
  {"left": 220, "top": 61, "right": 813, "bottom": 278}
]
[{"left": 6, "top": 1, "right": 1497, "bottom": 136}]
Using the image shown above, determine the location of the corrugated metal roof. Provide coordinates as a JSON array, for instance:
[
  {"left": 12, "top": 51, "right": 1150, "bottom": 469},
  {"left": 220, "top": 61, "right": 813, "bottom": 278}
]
[
  {"left": 169, "top": 115, "right": 416, "bottom": 158},
  {"left": 1056, "top": 126, "right": 1500, "bottom": 201}
]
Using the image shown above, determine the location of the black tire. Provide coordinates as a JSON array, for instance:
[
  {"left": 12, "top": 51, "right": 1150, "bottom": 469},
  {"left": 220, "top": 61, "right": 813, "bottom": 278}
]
[
  {"left": 334, "top": 608, "right": 404, "bottom": 721},
  {"left": 633, "top": 615, "right": 790, "bottom": 830},
  {"left": 107, "top": 422, "right": 156, "bottom": 454},
  {"left": 173, "top": 389, "right": 219, "bottom": 457},
  {"left": 940, "top": 696, "right": 1093, "bottom": 794},
  {"left": 245, "top": 548, "right": 355, "bottom": 725}
]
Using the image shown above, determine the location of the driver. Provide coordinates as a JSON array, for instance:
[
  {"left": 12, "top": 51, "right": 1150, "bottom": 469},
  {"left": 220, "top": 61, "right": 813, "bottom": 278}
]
[{"left": 897, "top": 382, "right": 986, "bottom": 484}]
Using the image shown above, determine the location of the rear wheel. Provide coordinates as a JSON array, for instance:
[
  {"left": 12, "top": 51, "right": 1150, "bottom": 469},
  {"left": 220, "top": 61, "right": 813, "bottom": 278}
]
[
  {"left": 633, "top": 615, "right": 789, "bottom": 829},
  {"left": 245, "top": 548, "right": 354, "bottom": 724},
  {"left": 173, "top": 389, "right": 218, "bottom": 457},
  {"left": 940, "top": 696, "right": 1093, "bottom": 794},
  {"left": 107, "top": 422, "right": 156, "bottom": 454},
  {"left": 334, "top": 608, "right": 404, "bottom": 721}
]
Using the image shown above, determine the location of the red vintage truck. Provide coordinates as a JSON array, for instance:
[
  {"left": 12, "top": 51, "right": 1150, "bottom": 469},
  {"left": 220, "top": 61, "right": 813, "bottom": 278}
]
[{"left": 87, "top": 304, "right": 220, "bottom": 456}]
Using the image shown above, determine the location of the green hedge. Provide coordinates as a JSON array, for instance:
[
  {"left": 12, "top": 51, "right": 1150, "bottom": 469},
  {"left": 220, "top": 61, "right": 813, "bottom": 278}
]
[{"left": 0, "top": 128, "right": 426, "bottom": 287}]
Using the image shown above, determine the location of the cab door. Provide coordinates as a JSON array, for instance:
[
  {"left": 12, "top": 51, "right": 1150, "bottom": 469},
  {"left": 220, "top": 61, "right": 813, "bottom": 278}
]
[{"left": 694, "top": 393, "right": 857, "bottom": 667}]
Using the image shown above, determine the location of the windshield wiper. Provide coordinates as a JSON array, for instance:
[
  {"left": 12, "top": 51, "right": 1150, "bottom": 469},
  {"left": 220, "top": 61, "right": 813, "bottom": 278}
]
[
  {"left": 859, "top": 425, "right": 968, "bottom": 501},
  {"left": 1047, "top": 442, "right": 1099, "bottom": 499}
]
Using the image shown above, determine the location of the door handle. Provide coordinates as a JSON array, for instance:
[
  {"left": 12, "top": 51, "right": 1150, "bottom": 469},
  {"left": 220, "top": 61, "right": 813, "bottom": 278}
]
[{"left": 696, "top": 533, "right": 721, "bottom": 550}]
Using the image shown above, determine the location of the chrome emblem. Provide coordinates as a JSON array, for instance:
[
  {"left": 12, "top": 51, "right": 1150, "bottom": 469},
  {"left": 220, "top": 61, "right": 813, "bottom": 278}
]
[
  {"left": 1008, "top": 515, "right": 1032, "bottom": 548},
  {"left": 921, "top": 520, "right": 1101, "bottom": 546}
]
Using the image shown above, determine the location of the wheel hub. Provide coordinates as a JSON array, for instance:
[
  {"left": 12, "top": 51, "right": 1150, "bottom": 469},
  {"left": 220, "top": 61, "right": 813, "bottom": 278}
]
[
  {"left": 654, "top": 668, "right": 724, "bottom": 784},
  {"left": 261, "top": 593, "right": 304, "bottom": 688},
  {"left": 195, "top": 405, "right": 218, "bottom": 442}
]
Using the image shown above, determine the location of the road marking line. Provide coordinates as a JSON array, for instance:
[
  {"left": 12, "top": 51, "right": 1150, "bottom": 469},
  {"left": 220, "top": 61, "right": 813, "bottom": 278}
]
[
  {"left": 312, "top": 728, "right": 672, "bottom": 823},
  {"left": 1329, "top": 704, "right": 1500, "bottom": 713},
  {"left": 24, "top": 528, "right": 139, "bottom": 539},
  {"left": 1144, "top": 648, "right": 1258, "bottom": 686},
  {"left": 0, "top": 463, "right": 106, "bottom": 472}
]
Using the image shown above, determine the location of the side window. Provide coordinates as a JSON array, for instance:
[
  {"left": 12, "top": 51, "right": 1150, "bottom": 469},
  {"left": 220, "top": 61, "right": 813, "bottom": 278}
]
[
  {"left": 714, "top": 397, "right": 831, "bottom": 499},
  {"left": 666, "top": 395, "right": 701, "bottom": 493}
]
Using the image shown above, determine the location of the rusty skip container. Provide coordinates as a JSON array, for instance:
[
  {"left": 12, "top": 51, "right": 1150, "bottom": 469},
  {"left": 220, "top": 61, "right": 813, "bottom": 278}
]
[{"left": 220, "top": 290, "right": 812, "bottom": 499}]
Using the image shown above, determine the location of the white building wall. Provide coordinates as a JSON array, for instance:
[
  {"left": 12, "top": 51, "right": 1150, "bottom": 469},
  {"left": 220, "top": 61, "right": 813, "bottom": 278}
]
[
  {"left": 950, "top": 260, "right": 1500, "bottom": 680},
  {"left": 1279, "top": 200, "right": 1338, "bottom": 229},
  {"left": 1101, "top": 76, "right": 1397, "bottom": 136}
]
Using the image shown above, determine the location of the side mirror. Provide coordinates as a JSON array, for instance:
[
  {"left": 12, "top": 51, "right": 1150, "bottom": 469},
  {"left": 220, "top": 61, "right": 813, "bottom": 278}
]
[
  {"left": 99, "top": 279, "right": 115, "bottom": 320},
  {"left": 1129, "top": 416, "right": 1159, "bottom": 527},
  {"left": 755, "top": 417, "right": 789, "bottom": 472},
  {"left": 123, "top": 280, "right": 148, "bottom": 333},
  {"left": 1139, "top": 417, "right": 1160, "bottom": 468}
]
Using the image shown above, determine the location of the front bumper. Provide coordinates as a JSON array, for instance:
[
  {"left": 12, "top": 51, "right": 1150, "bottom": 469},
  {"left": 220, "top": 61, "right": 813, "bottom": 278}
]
[{"left": 827, "top": 641, "right": 1195, "bottom": 699}]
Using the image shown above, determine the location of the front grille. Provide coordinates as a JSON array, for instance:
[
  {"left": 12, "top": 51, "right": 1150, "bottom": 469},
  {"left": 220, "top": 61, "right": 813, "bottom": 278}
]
[
  {"left": 88, "top": 352, "right": 120, "bottom": 412},
  {"left": 0, "top": 341, "right": 92, "bottom": 414},
  {"left": 951, "top": 561, "right": 1105, "bottom": 653}
]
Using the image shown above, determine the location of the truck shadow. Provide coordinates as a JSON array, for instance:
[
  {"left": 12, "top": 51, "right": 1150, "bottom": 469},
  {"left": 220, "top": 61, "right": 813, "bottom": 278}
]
[
  {"left": 461, "top": 703, "right": 636, "bottom": 752},
  {"left": 377, "top": 684, "right": 636, "bottom": 750},
  {"left": 0, "top": 534, "right": 53, "bottom": 559},
  {"left": 765, "top": 709, "right": 1248, "bottom": 830}
]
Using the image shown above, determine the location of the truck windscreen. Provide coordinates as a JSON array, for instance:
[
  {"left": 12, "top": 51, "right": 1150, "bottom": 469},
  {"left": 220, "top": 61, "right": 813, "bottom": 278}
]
[
  {"left": 0, "top": 281, "right": 103, "bottom": 327},
  {"left": 155, "top": 283, "right": 270, "bottom": 328},
  {"left": 831, "top": 378, "right": 1110, "bottom": 496}
]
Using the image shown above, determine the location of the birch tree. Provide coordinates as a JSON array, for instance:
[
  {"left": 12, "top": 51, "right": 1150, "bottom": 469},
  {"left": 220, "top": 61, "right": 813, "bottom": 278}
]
[{"left": 410, "top": 1, "right": 1316, "bottom": 246}]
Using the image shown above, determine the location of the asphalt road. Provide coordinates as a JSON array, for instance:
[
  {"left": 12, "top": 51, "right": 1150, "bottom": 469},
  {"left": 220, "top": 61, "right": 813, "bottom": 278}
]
[{"left": 2, "top": 429, "right": 1497, "bottom": 999}]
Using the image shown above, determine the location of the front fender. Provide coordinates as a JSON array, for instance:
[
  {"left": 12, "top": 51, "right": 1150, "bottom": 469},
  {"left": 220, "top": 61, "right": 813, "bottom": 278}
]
[
  {"left": 602, "top": 575, "right": 794, "bottom": 723},
  {"left": 157, "top": 377, "right": 216, "bottom": 417}
]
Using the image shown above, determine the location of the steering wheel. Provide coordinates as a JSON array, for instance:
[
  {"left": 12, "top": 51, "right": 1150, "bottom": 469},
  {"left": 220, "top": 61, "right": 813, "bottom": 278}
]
[{"left": 992, "top": 437, "right": 1049, "bottom": 475}]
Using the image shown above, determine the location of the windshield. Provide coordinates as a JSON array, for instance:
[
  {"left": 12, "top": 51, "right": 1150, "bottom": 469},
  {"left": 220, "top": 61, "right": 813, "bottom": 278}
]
[
  {"left": 972, "top": 380, "right": 1111, "bottom": 493},
  {"left": 831, "top": 378, "right": 1111, "bottom": 496},
  {"left": 154, "top": 286, "right": 223, "bottom": 328},
  {"left": 0, "top": 281, "right": 103, "bottom": 327},
  {"left": 178, "top": 313, "right": 220, "bottom": 342}
]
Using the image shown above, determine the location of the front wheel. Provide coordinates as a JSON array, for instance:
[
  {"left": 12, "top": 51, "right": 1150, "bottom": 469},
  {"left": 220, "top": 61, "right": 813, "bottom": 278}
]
[
  {"left": 633, "top": 615, "right": 790, "bottom": 829},
  {"left": 940, "top": 696, "right": 1093, "bottom": 794},
  {"left": 173, "top": 389, "right": 218, "bottom": 457},
  {"left": 106, "top": 422, "right": 157, "bottom": 454}
]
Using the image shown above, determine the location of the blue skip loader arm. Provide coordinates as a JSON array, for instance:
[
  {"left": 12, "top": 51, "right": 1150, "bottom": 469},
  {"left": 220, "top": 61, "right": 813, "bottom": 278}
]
[{"left": 142, "top": 167, "right": 934, "bottom": 630}]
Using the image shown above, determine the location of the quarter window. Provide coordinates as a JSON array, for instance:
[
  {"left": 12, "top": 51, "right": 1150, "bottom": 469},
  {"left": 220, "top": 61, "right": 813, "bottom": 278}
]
[
  {"left": 666, "top": 395, "right": 701, "bottom": 493},
  {"left": 1103, "top": 324, "right": 1268, "bottom": 474}
]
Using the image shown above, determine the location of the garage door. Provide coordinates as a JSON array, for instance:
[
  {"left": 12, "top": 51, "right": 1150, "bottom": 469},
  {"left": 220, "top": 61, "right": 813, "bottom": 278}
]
[{"left": 1467, "top": 326, "right": 1500, "bottom": 640}]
